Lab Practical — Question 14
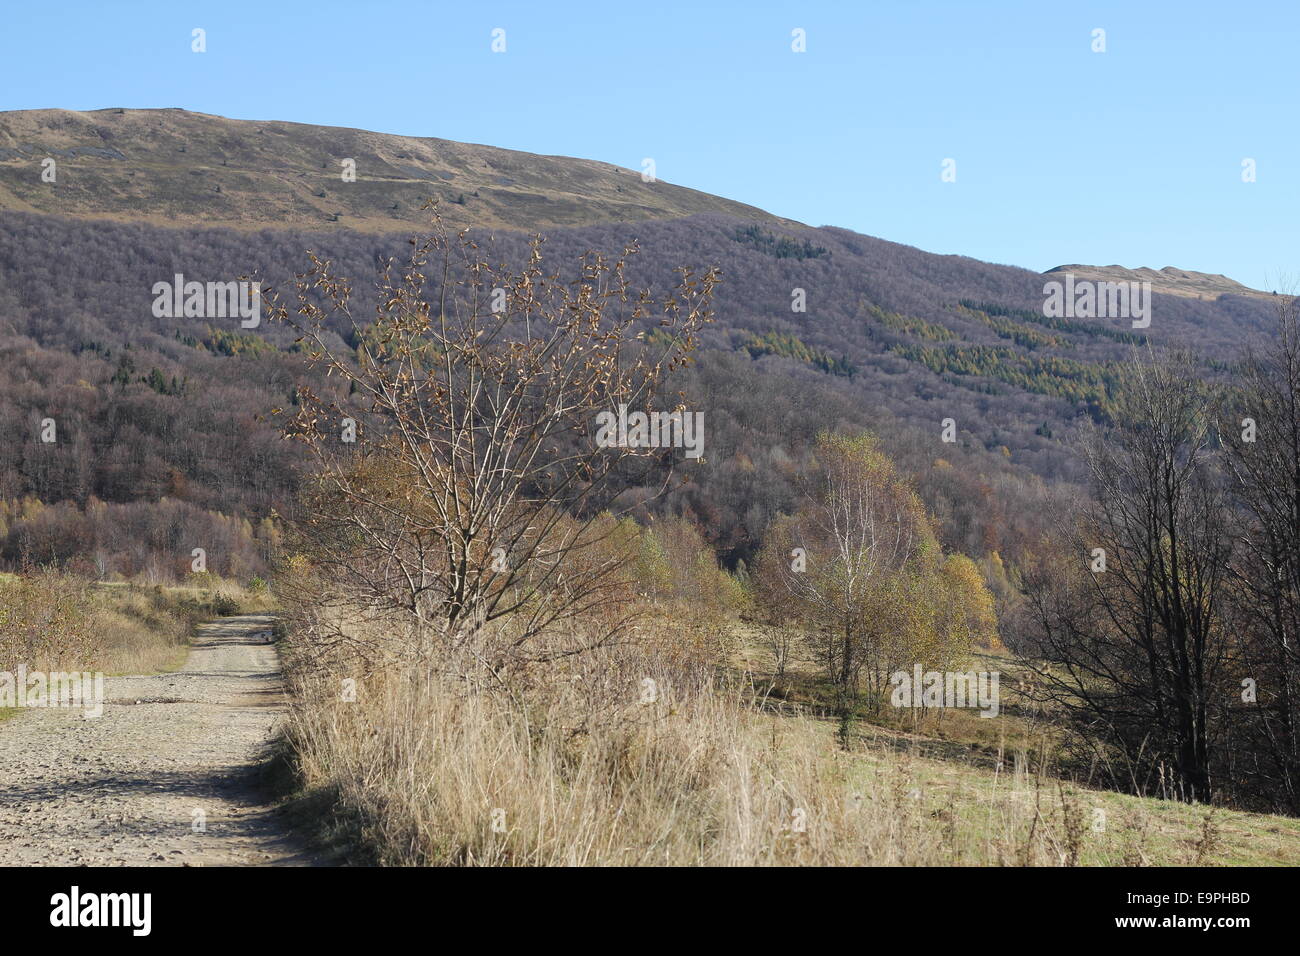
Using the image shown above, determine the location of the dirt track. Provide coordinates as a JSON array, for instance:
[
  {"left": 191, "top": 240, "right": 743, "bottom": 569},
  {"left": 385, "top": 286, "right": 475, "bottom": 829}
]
[{"left": 0, "top": 615, "right": 318, "bottom": 866}]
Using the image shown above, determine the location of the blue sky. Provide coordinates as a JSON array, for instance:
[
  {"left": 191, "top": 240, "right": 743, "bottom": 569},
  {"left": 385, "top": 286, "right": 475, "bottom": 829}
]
[{"left": 2, "top": 1, "right": 1295, "bottom": 289}]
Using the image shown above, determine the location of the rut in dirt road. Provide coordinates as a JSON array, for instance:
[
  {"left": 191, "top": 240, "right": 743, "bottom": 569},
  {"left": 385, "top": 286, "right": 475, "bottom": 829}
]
[{"left": 0, "top": 614, "right": 321, "bottom": 866}]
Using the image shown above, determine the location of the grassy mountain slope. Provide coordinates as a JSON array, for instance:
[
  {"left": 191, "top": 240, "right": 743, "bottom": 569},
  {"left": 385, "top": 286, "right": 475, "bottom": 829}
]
[
  {"left": 0, "top": 108, "right": 790, "bottom": 232},
  {"left": 1045, "top": 263, "right": 1274, "bottom": 301}
]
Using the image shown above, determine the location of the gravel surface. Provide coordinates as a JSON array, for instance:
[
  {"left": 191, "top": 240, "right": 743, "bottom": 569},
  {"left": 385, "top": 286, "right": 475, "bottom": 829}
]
[{"left": 0, "top": 615, "right": 318, "bottom": 866}]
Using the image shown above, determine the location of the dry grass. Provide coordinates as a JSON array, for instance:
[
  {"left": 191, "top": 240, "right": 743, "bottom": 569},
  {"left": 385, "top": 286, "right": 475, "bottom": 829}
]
[
  {"left": 94, "top": 576, "right": 277, "bottom": 674},
  {"left": 89, "top": 586, "right": 193, "bottom": 675},
  {"left": 0, "top": 571, "right": 277, "bottom": 681},
  {"left": 279, "top": 609, "right": 1300, "bottom": 866}
]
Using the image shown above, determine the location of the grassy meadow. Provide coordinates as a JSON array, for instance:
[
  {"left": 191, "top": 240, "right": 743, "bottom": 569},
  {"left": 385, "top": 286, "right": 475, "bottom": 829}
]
[{"left": 275, "top": 605, "right": 1300, "bottom": 867}]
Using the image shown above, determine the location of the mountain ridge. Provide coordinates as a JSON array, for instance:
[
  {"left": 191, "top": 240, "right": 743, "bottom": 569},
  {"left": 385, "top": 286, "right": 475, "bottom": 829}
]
[
  {"left": 0, "top": 107, "right": 793, "bottom": 233},
  {"left": 1043, "top": 263, "right": 1273, "bottom": 301}
]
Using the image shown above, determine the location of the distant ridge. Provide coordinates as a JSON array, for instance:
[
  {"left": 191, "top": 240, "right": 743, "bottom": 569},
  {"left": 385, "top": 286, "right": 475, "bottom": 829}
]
[
  {"left": 1043, "top": 263, "right": 1277, "bottom": 301},
  {"left": 0, "top": 108, "right": 792, "bottom": 233}
]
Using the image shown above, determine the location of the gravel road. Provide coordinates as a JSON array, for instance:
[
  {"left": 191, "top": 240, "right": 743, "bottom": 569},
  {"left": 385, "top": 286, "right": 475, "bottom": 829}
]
[{"left": 0, "top": 615, "right": 318, "bottom": 866}]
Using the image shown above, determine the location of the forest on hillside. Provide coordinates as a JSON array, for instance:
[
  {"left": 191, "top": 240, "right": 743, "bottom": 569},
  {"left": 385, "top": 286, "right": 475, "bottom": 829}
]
[{"left": 0, "top": 210, "right": 1278, "bottom": 602}]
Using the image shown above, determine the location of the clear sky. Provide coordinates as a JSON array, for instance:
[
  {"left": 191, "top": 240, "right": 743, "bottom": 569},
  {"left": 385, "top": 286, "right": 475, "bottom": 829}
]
[{"left": 2, "top": 0, "right": 1295, "bottom": 289}]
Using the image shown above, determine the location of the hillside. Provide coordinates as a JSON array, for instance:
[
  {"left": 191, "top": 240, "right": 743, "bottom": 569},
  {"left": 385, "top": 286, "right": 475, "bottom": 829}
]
[
  {"left": 0, "top": 108, "right": 789, "bottom": 232},
  {"left": 0, "top": 110, "right": 1285, "bottom": 602}
]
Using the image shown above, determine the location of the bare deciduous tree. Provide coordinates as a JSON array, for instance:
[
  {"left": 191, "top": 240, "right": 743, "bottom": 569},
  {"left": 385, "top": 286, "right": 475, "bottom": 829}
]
[
  {"left": 268, "top": 216, "right": 717, "bottom": 679},
  {"left": 1224, "top": 294, "right": 1300, "bottom": 811},
  {"left": 1025, "top": 351, "right": 1232, "bottom": 803}
]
